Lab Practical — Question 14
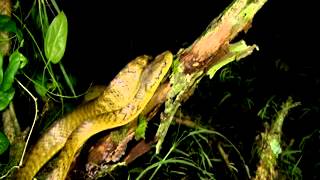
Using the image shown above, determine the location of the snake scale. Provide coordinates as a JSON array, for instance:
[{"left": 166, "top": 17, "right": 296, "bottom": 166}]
[{"left": 14, "top": 51, "right": 173, "bottom": 180}]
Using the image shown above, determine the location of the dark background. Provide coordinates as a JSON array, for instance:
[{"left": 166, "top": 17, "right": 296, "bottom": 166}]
[
  {"left": 60, "top": 0, "right": 319, "bottom": 98},
  {"left": 24, "top": 0, "right": 320, "bottom": 179},
  {"left": 61, "top": 1, "right": 230, "bottom": 87}
]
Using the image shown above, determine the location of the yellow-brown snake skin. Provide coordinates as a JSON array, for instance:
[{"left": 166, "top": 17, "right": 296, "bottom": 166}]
[
  {"left": 14, "top": 51, "right": 172, "bottom": 180},
  {"left": 14, "top": 54, "right": 148, "bottom": 179}
]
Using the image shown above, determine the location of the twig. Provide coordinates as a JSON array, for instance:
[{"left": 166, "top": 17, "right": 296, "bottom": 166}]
[
  {"left": 15, "top": 79, "right": 38, "bottom": 166},
  {"left": 218, "top": 142, "right": 238, "bottom": 179},
  {"left": 254, "top": 97, "right": 300, "bottom": 180},
  {"left": 155, "top": 0, "right": 267, "bottom": 155},
  {"left": 0, "top": 79, "right": 38, "bottom": 179}
]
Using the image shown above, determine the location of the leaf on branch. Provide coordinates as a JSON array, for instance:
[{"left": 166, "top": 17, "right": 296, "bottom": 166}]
[
  {"left": 44, "top": 11, "right": 68, "bottom": 64},
  {"left": 0, "top": 51, "right": 27, "bottom": 110},
  {"left": 0, "top": 51, "right": 28, "bottom": 92}
]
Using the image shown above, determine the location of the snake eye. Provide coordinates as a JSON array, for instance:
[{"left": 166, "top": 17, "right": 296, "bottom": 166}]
[{"left": 136, "top": 55, "right": 150, "bottom": 66}]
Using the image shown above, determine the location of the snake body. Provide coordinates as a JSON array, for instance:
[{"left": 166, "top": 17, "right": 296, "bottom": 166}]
[
  {"left": 14, "top": 51, "right": 172, "bottom": 180},
  {"left": 14, "top": 55, "right": 151, "bottom": 179},
  {"left": 47, "top": 51, "right": 172, "bottom": 179}
]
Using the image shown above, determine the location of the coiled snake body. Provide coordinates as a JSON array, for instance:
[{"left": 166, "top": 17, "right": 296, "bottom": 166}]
[{"left": 14, "top": 51, "right": 173, "bottom": 180}]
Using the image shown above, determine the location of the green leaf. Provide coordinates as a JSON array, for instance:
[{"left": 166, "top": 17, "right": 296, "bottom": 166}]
[
  {"left": 0, "top": 87, "right": 15, "bottom": 111},
  {"left": 35, "top": 84, "right": 48, "bottom": 97},
  {"left": 17, "top": 52, "right": 28, "bottom": 69},
  {"left": 44, "top": 11, "right": 68, "bottom": 64},
  {"left": 0, "top": 14, "right": 23, "bottom": 43},
  {"left": 135, "top": 116, "right": 148, "bottom": 141},
  {"left": 0, "top": 131, "right": 10, "bottom": 155},
  {"left": 0, "top": 54, "right": 20, "bottom": 91},
  {"left": 0, "top": 15, "right": 17, "bottom": 34},
  {"left": 0, "top": 52, "right": 3, "bottom": 84},
  {"left": 34, "top": 75, "right": 49, "bottom": 97},
  {"left": 0, "top": 51, "right": 24, "bottom": 111},
  {"left": 0, "top": 51, "right": 28, "bottom": 92}
]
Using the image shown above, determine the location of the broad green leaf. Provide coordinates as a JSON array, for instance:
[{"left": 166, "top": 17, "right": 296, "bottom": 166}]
[
  {"left": 0, "top": 51, "right": 28, "bottom": 92},
  {"left": 0, "top": 54, "right": 19, "bottom": 91},
  {"left": 0, "top": 131, "right": 10, "bottom": 155},
  {"left": 0, "top": 52, "right": 3, "bottom": 84},
  {"left": 0, "top": 15, "right": 17, "bottom": 33},
  {"left": 0, "top": 87, "right": 15, "bottom": 111},
  {"left": 45, "top": 11, "right": 68, "bottom": 64}
]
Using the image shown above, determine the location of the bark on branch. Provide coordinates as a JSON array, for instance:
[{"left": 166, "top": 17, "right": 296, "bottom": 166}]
[{"left": 85, "top": 0, "right": 268, "bottom": 179}]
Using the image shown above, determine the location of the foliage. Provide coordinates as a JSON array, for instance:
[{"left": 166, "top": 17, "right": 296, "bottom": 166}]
[
  {"left": 0, "top": 13, "right": 26, "bottom": 111},
  {"left": 0, "top": 51, "right": 28, "bottom": 110},
  {"left": 134, "top": 127, "right": 220, "bottom": 180},
  {"left": 0, "top": 132, "right": 9, "bottom": 155},
  {"left": 1, "top": 1, "right": 319, "bottom": 179},
  {"left": 44, "top": 11, "right": 68, "bottom": 64},
  {"left": 0, "top": 1, "right": 75, "bottom": 178},
  {"left": 0, "top": 15, "right": 22, "bottom": 41},
  {"left": 135, "top": 116, "right": 148, "bottom": 141}
]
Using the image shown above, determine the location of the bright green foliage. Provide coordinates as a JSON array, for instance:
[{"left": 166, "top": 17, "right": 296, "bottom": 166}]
[
  {"left": 0, "top": 15, "right": 23, "bottom": 42},
  {"left": 0, "top": 51, "right": 28, "bottom": 110},
  {"left": 135, "top": 116, "right": 148, "bottom": 140},
  {"left": 0, "top": 131, "right": 10, "bottom": 155},
  {"left": 0, "top": 88, "right": 15, "bottom": 111},
  {"left": 0, "top": 51, "right": 27, "bottom": 91},
  {"left": 207, "top": 40, "right": 256, "bottom": 79},
  {"left": 0, "top": 15, "right": 17, "bottom": 34},
  {"left": 33, "top": 75, "right": 49, "bottom": 97},
  {"left": 43, "top": 11, "right": 75, "bottom": 95},
  {"left": 44, "top": 11, "right": 68, "bottom": 64}
]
